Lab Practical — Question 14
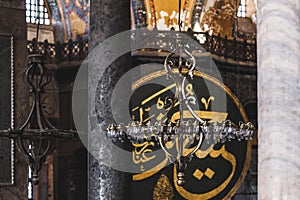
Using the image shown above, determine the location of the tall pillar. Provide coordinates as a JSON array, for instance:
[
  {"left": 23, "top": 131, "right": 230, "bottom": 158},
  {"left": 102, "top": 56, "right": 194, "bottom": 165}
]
[
  {"left": 257, "top": 0, "right": 300, "bottom": 199},
  {"left": 89, "top": 1, "right": 130, "bottom": 200}
]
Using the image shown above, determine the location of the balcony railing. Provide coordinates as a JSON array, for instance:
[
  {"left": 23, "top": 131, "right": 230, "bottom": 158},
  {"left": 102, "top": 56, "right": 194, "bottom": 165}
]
[
  {"left": 27, "top": 31, "right": 256, "bottom": 64},
  {"left": 203, "top": 33, "right": 256, "bottom": 63},
  {"left": 27, "top": 38, "right": 89, "bottom": 64}
]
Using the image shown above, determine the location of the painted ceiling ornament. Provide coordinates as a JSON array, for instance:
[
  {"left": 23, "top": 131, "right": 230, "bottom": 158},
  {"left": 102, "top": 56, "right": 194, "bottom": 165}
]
[
  {"left": 78, "top": 0, "right": 90, "bottom": 12},
  {"left": 57, "top": 0, "right": 89, "bottom": 40}
]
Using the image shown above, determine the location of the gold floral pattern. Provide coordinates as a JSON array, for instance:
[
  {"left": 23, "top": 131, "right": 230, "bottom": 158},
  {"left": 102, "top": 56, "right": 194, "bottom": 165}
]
[{"left": 153, "top": 174, "right": 174, "bottom": 200}]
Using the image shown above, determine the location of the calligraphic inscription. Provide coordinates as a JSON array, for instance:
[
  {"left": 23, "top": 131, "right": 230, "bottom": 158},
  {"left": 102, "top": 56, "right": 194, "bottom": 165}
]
[
  {"left": 129, "top": 70, "right": 251, "bottom": 200},
  {"left": 0, "top": 35, "right": 14, "bottom": 185}
]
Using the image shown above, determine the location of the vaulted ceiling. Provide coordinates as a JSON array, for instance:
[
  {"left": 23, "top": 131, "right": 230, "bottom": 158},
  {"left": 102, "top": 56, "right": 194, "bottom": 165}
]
[{"left": 43, "top": 0, "right": 256, "bottom": 42}]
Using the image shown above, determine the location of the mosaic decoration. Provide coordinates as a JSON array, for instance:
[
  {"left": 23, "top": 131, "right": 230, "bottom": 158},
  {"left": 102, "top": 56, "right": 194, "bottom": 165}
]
[
  {"left": 56, "top": 0, "right": 90, "bottom": 41},
  {"left": 130, "top": 0, "right": 206, "bottom": 31},
  {"left": 131, "top": 0, "right": 257, "bottom": 37},
  {"left": 200, "top": 0, "right": 238, "bottom": 38},
  {"left": 148, "top": 0, "right": 196, "bottom": 30},
  {"left": 131, "top": 0, "right": 199, "bottom": 30}
]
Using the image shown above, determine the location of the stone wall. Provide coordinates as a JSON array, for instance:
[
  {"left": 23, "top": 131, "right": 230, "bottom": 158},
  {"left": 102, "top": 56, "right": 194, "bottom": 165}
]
[{"left": 0, "top": 0, "right": 29, "bottom": 199}]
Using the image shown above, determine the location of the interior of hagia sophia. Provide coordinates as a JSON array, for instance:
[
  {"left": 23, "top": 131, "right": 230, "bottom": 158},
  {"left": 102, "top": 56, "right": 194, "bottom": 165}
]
[{"left": 1, "top": 0, "right": 298, "bottom": 199}]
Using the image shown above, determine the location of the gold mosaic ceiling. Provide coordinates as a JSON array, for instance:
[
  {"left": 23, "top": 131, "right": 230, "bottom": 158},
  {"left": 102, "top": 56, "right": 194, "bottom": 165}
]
[{"left": 132, "top": 0, "right": 257, "bottom": 37}]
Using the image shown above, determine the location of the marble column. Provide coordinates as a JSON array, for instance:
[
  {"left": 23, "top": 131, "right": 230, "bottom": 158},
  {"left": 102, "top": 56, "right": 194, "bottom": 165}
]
[
  {"left": 257, "top": 0, "right": 300, "bottom": 199},
  {"left": 89, "top": 1, "right": 131, "bottom": 200}
]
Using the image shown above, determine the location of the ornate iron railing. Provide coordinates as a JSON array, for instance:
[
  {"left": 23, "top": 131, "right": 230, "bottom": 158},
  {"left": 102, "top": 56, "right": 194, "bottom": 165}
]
[
  {"left": 203, "top": 33, "right": 256, "bottom": 63},
  {"left": 27, "top": 38, "right": 89, "bottom": 64},
  {"left": 130, "top": 30, "right": 256, "bottom": 63},
  {"left": 27, "top": 31, "right": 256, "bottom": 64}
]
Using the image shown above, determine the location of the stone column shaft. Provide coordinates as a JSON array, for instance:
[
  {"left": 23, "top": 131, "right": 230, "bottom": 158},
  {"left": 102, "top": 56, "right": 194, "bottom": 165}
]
[{"left": 89, "top": 1, "right": 130, "bottom": 200}]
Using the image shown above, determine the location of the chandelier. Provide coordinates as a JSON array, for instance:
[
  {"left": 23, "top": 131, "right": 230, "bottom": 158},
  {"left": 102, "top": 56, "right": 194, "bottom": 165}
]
[
  {"left": 0, "top": 52, "right": 77, "bottom": 185},
  {"left": 0, "top": 1, "right": 77, "bottom": 185},
  {"left": 106, "top": 0, "right": 255, "bottom": 186}
]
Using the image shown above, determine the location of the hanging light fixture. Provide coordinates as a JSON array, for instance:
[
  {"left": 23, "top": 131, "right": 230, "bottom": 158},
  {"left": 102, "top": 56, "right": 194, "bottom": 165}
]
[
  {"left": 0, "top": 0, "right": 77, "bottom": 185},
  {"left": 106, "top": 0, "right": 255, "bottom": 186}
]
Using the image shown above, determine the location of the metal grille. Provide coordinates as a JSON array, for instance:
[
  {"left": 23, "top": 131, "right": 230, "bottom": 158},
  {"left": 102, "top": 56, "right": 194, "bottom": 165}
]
[{"left": 26, "top": 0, "right": 50, "bottom": 25}]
